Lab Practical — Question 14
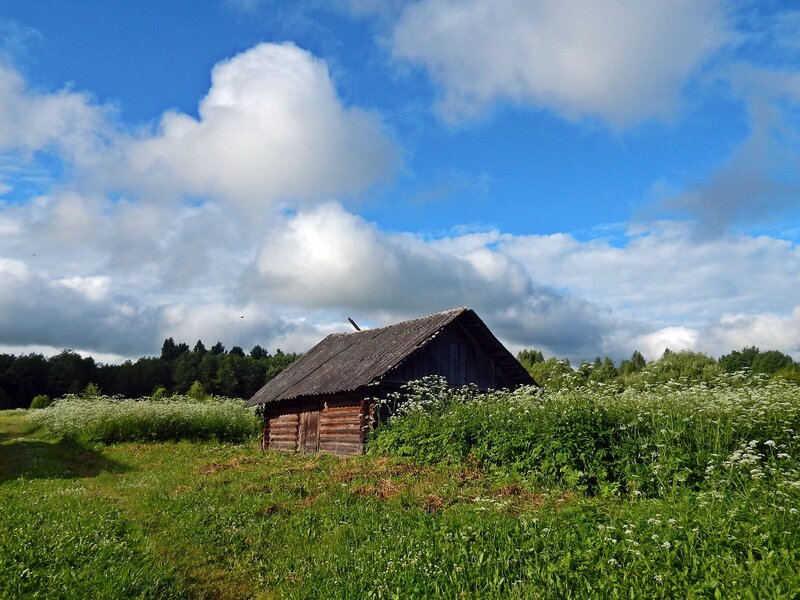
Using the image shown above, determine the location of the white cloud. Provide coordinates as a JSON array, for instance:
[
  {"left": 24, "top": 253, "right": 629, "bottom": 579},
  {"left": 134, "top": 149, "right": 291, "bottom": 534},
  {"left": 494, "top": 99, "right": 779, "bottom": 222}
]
[
  {"left": 242, "top": 201, "right": 627, "bottom": 357},
  {"left": 1, "top": 42, "right": 398, "bottom": 220},
  {"left": 702, "top": 309, "right": 800, "bottom": 358},
  {"left": 501, "top": 223, "right": 800, "bottom": 326},
  {"left": 245, "top": 201, "right": 530, "bottom": 312},
  {"left": 631, "top": 327, "right": 699, "bottom": 361},
  {"left": 54, "top": 275, "right": 113, "bottom": 302},
  {"left": 3, "top": 185, "right": 800, "bottom": 362},
  {"left": 0, "top": 255, "right": 160, "bottom": 356},
  {"left": 0, "top": 65, "right": 112, "bottom": 160},
  {"left": 0, "top": 42, "right": 400, "bottom": 359},
  {"left": 391, "top": 0, "right": 730, "bottom": 126},
  {"left": 2, "top": 37, "right": 799, "bottom": 365},
  {"left": 101, "top": 42, "right": 398, "bottom": 214}
]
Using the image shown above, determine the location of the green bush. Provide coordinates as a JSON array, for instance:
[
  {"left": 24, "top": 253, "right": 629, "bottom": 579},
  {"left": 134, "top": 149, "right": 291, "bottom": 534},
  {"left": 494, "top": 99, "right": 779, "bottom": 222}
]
[
  {"left": 187, "top": 380, "right": 207, "bottom": 400},
  {"left": 82, "top": 382, "right": 103, "bottom": 398},
  {"left": 29, "top": 394, "right": 52, "bottom": 409}
]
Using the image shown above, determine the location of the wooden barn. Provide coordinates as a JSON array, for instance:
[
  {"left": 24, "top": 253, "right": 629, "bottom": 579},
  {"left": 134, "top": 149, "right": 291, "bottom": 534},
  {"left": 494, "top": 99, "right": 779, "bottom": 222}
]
[{"left": 245, "top": 307, "right": 534, "bottom": 455}]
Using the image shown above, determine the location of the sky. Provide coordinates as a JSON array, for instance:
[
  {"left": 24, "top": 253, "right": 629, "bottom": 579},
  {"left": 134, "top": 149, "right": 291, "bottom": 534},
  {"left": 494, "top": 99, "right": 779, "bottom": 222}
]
[{"left": 1, "top": 0, "right": 800, "bottom": 364}]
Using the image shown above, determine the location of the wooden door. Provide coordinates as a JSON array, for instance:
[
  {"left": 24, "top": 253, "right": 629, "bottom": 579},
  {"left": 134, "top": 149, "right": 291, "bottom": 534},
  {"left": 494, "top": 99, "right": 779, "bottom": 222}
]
[{"left": 300, "top": 407, "right": 320, "bottom": 452}]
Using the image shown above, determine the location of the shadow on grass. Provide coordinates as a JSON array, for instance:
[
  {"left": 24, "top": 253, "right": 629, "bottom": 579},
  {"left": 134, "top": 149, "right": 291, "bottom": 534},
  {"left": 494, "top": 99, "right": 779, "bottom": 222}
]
[
  {"left": 0, "top": 431, "right": 20, "bottom": 444},
  {"left": 0, "top": 437, "right": 129, "bottom": 483}
]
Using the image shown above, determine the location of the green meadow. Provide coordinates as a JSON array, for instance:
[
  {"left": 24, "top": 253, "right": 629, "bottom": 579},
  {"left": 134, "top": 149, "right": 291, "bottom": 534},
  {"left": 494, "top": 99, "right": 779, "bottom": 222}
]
[{"left": 2, "top": 377, "right": 799, "bottom": 599}]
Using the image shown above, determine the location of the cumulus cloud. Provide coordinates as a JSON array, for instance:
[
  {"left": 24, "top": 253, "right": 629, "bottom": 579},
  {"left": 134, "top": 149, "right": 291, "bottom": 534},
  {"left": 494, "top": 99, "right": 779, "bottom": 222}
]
[
  {"left": 391, "top": 0, "right": 730, "bottom": 125},
  {"left": 701, "top": 309, "right": 800, "bottom": 358},
  {"left": 240, "top": 202, "right": 629, "bottom": 357},
  {"left": 2, "top": 185, "right": 800, "bottom": 361},
  {"left": 1, "top": 42, "right": 398, "bottom": 218},
  {"left": 0, "top": 257, "right": 160, "bottom": 356},
  {"left": 630, "top": 327, "right": 699, "bottom": 361},
  {"left": 2, "top": 36, "right": 799, "bottom": 364},
  {"left": 0, "top": 193, "right": 340, "bottom": 358},
  {"left": 234, "top": 203, "right": 800, "bottom": 360},
  {"left": 0, "top": 65, "right": 112, "bottom": 160},
  {"left": 244, "top": 201, "right": 528, "bottom": 310},
  {"left": 0, "top": 42, "right": 401, "bottom": 359},
  {"left": 100, "top": 42, "right": 398, "bottom": 214},
  {"left": 501, "top": 222, "right": 800, "bottom": 326}
]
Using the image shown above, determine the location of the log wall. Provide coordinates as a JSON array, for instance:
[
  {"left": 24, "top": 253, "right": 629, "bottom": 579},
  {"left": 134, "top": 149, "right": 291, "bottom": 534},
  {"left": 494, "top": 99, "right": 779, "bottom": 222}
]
[{"left": 262, "top": 395, "right": 369, "bottom": 456}]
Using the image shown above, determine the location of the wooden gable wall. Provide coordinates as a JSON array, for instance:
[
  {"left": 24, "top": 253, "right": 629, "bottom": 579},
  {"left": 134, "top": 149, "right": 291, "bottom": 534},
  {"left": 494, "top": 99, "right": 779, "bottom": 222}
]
[{"left": 384, "top": 320, "right": 515, "bottom": 390}]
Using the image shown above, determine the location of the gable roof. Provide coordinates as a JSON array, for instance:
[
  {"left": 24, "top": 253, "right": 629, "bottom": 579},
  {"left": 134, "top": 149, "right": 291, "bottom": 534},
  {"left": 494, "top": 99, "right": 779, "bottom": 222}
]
[{"left": 245, "top": 307, "right": 533, "bottom": 407}]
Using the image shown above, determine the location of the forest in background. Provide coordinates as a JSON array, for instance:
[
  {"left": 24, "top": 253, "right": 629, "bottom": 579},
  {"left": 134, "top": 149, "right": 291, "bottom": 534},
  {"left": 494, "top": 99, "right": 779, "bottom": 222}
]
[
  {"left": 517, "top": 346, "right": 800, "bottom": 390},
  {"left": 0, "top": 338, "right": 299, "bottom": 409},
  {"left": 1, "top": 337, "right": 798, "bottom": 410}
]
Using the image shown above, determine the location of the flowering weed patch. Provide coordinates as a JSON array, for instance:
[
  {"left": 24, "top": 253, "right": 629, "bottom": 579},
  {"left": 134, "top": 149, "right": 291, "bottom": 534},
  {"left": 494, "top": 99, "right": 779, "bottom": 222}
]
[
  {"left": 369, "top": 374, "right": 800, "bottom": 497},
  {"left": 28, "top": 395, "right": 260, "bottom": 443}
]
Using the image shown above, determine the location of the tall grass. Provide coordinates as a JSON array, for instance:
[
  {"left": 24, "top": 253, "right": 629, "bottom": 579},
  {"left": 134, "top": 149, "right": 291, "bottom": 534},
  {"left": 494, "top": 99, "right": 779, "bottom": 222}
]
[
  {"left": 369, "top": 374, "right": 800, "bottom": 497},
  {"left": 28, "top": 395, "right": 260, "bottom": 443}
]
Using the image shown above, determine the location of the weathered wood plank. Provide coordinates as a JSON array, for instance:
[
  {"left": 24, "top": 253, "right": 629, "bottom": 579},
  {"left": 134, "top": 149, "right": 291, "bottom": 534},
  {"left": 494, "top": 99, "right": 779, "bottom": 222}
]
[
  {"left": 319, "top": 436, "right": 361, "bottom": 444},
  {"left": 271, "top": 416, "right": 299, "bottom": 424},
  {"left": 319, "top": 442, "right": 363, "bottom": 453},
  {"left": 320, "top": 417, "right": 360, "bottom": 426},
  {"left": 270, "top": 423, "right": 300, "bottom": 431},
  {"left": 321, "top": 407, "right": 362, "bottom": 415},
  {"left": 321, "top": 409, "right": 361, "bottom": 417},
  {"left": 320, "top": 427, "right": 361, "bottom": 434},
  {"left": 269, "top": 439, "right": 298, "bottom": 447},
  {"left": 269, "top": 438, "right": 299, "bottom": 446}
]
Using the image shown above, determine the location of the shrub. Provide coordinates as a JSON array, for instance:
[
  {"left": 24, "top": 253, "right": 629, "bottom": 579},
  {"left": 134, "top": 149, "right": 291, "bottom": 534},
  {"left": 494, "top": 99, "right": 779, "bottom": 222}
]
[
  {"left": 82, "top": 382, "right": 102, "bottom": 398},
  {"left": 527, "top": 358, "right": 582, "bottom": 390},
  {"left": 187, "top": 380, "right": 207, "bottom": 400},
  {"left": 29, "top": 394, "right": 52, "bottom": 409},
  {"left": 777, "top": 365, "right": 800, "bottom": 385}
]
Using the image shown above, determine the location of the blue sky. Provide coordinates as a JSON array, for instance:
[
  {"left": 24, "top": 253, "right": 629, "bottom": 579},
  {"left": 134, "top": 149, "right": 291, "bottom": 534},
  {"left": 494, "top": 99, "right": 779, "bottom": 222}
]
[{"left": 1, "top": 0, "right": 799, "bottom": 363}]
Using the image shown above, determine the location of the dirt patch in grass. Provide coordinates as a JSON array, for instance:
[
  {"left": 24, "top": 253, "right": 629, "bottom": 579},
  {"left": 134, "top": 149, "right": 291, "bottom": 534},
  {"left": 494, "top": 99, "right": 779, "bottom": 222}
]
[
  {"left": 352, "top": 477, "right": 402, "bottom": 499},
  {"left": 243, "top": 483, "right": 274, "bottom": 494},
  {"left": 283, "top": 458, "right": 321, "bottom": 474},
  {"left": 331, "top": 457, "right": 423, "bottom": 485},
  {"left": 261, "top": 502, "right": 290, "bottom": 516},
  {"left": 198, "top": 456, "right": 256, "bottom": 475},
  {"left": 493, "top": 483, "right": 546, "bottom": 510},
  {"left": 424, "top": 493, "right": 446, "bottom": 513}
]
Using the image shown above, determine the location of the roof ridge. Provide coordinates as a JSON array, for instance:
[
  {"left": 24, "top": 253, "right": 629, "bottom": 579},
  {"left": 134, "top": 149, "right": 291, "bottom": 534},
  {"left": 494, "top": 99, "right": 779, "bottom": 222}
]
[{"left": 349, "top": 307, "right": 466, "bottom": 335}]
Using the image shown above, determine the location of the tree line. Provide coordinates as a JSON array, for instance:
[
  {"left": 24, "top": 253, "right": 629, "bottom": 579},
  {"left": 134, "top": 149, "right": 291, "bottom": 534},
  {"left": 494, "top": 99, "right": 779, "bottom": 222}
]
[
  {"left": 517, "top": 345, "right": 800, "bottom": 390},
  {"left": 3, "top": 338, "right": 797, "bottom": 410},
  {"left": 0, "top": 338, "right": 300, "bottom": 410}
]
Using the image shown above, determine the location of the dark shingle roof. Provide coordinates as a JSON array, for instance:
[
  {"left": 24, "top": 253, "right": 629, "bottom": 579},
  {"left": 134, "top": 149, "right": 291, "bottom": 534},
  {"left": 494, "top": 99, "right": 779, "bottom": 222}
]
[{"left": 245, "top": 307, "right": 532, "bottom": 406}]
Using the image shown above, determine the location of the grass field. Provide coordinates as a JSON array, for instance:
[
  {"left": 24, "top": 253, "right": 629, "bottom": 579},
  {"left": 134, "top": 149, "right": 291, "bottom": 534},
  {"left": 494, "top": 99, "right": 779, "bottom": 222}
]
[{"left": 2, "top": 383, "right": 800, "bottom": 599}]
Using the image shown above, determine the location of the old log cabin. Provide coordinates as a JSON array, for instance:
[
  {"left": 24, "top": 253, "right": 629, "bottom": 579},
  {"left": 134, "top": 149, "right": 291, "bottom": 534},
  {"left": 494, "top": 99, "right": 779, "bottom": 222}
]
[{"left": 245, "top": 307, "right": 534, "bottom": 455}]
